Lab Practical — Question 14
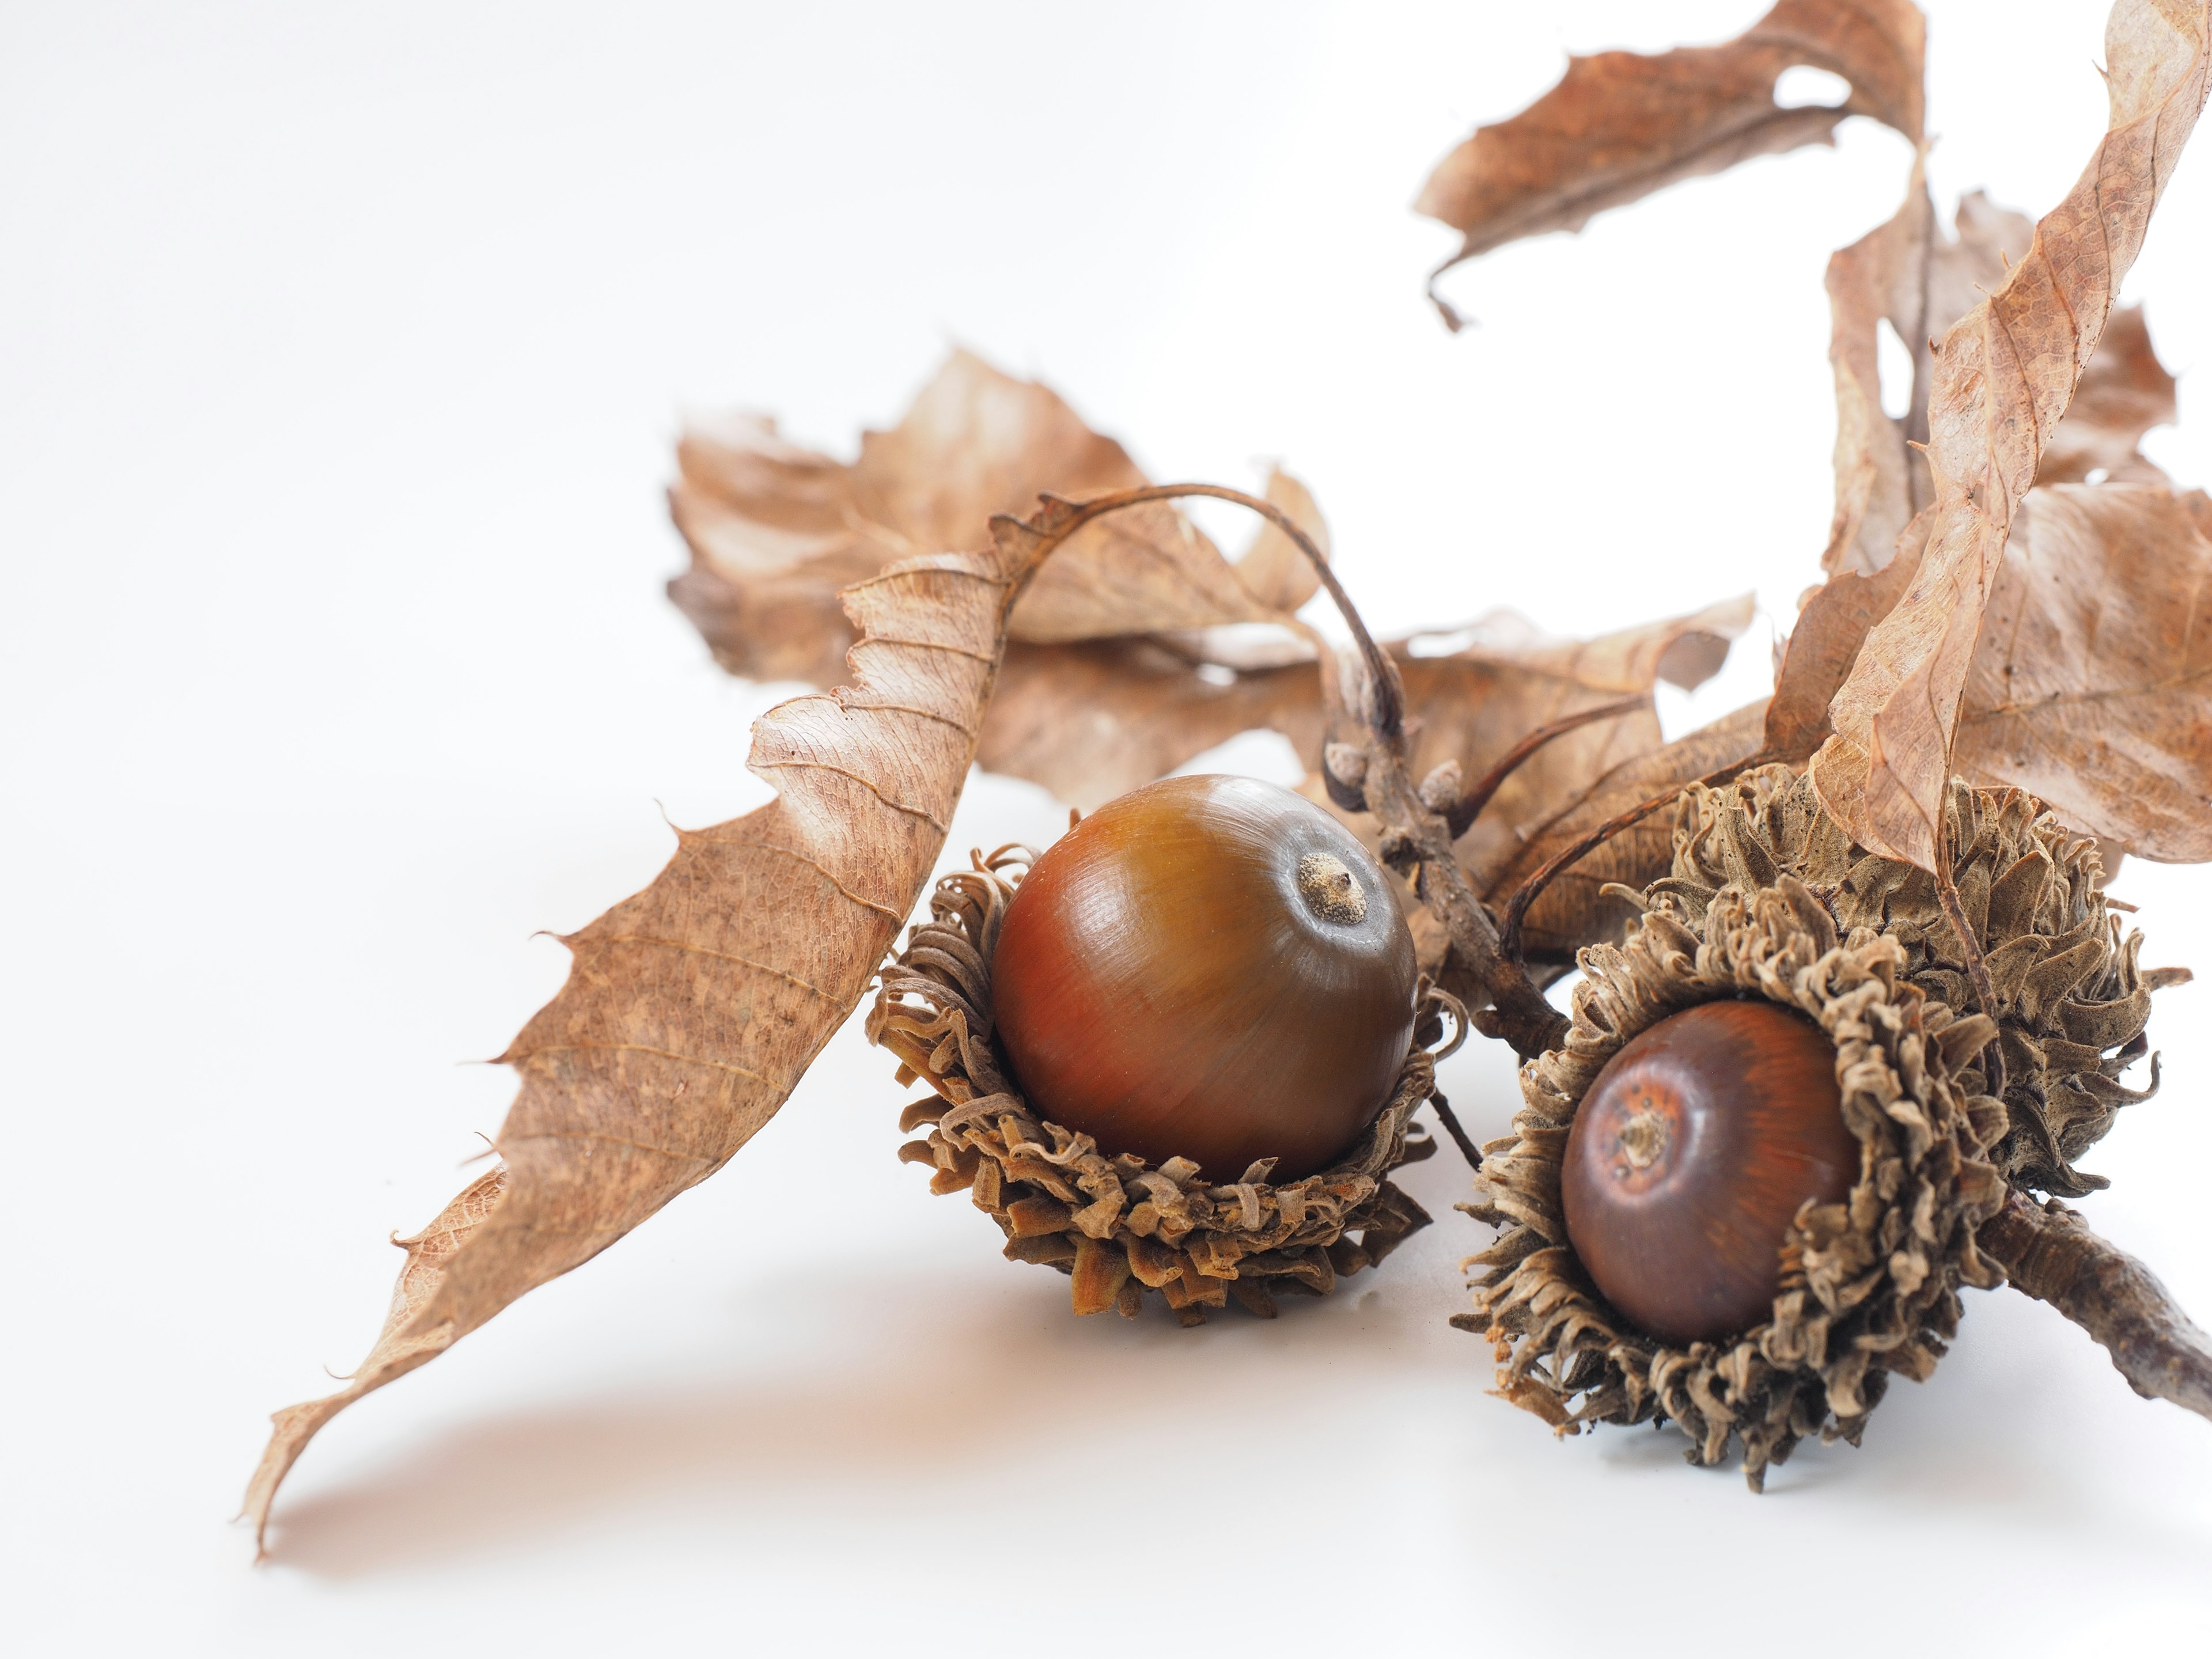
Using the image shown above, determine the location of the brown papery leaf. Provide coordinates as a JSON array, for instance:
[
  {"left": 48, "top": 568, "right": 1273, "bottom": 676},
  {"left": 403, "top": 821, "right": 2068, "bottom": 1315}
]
[
  {"left": 1225, "top": 467, "right": 1330, "bottom": 615},
  {"left": 1812, "top": 0, "right": 2212, "bottom": 872},
  {"left": 669, "top": 349, "right": 1296, "bottom": 684},
  {"left": 1772, "top": 509, "right": 1930, "bottom": 753},
  {"left": 1404, "top": 598, "right": 1755, "bottom": 885},
  {"left": 1820, "top": 156, "right": 1933, "bottom": 579},
  {"left": 1821, "top": 184, "right": 2051, "bottom": 578},
  {"left": 1415, "top": 0, "right": 1924, "bottom": 325},
  {"left": 2037, "top": 306, "right": 2179, "bottom": 484},
  {"left": 1956, "top": 483, "right": 2212, "bottom": 859},
  {"left": 983, "top": 588, "right": 1748, "bottom": 824},
  {"left": 246, "top": 526, "right": 1037, "bottom": 1550},
  {"left": 1468, "top": 700, "right": 1772, "bottom": 970},
  {"left": 979, "top": 639, "right": 1318, "bottom": 812},
  {"left": 1821, "top": 164, "right": 2181, "bottom": 576}
]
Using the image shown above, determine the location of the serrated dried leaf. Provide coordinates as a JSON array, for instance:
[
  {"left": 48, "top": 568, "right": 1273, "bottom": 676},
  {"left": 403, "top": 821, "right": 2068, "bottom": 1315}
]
[
  {"left": 668, "top": 349, "right": 1293, "bottom": 683},
  {"left": 1956, "top": 483, "right": 2212, "bottom": 859},
  {"left": 1415, "top": 0, "right": 1924, "bottom": 325},
  {"left": 1812, "top": 0, "right": 2212, "bottom": 871},
  {"left": 246, "top": 527, "right": 1039, "bottom": 1550},
  {"left": 239, "top": 1168, "right": 507, "bottom": 1547}
]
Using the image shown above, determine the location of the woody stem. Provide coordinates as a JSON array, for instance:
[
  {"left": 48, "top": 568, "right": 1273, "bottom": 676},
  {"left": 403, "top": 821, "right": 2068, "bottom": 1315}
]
[{"left": 1979, "top": 1191, "right": 2212, "bottom": 1423}]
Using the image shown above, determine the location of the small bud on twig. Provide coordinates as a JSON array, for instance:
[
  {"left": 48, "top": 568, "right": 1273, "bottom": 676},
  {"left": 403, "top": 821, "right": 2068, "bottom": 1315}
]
[
  {"left": 1418, "top": 759, "right": 1464, "bottom": 816},
  {"left": 1323, "top": 741, "right": 1370, "bottom": 812}
]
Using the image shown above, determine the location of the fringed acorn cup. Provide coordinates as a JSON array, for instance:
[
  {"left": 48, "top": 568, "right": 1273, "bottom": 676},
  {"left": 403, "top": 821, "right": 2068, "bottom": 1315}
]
[
  {"left": 868, "top": 834, "right": 1465, "bottom": 1327},
  {"left": 1463, "top": 764, "right": 2191, "bottom": 1487}
]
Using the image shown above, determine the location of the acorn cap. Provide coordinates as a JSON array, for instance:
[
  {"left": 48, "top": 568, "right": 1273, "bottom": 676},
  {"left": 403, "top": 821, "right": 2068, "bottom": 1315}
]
[
  {"left": 869, "top": 847, "right": 1453, "bottom": 1324},
  {"left": 1464, "top": 766, "right": 2174, "bottom": 1487}
]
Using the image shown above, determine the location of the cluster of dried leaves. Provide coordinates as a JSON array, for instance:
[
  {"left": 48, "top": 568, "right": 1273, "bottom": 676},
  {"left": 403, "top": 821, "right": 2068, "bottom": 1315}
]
[{"left": 247, "top": 0, "right": 2212, "bottom": 1548}]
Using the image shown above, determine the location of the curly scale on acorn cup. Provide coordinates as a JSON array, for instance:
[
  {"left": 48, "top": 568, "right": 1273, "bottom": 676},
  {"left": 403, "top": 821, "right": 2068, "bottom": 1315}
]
[{"left": 1462, "top": 766, "right": 2189, "bottom": 1488}]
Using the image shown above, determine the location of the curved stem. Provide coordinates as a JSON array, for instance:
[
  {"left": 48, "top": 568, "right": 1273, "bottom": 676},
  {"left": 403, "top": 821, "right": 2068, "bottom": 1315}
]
[
  {"left": 1446, "top": 695, "right": 1647, "bottom": 840},
  {"left": 996, "top": 483, "right": 1403, "bottom": 736},
  {"left": 1499, "top": 757, "right": 1759, "bottom": 962},
  {"left": 992, "top": 483, "right": 1565, "bottom": 1059},
  {"left": 1428, "top": 1093, "right": 1483, "bottom": 1171}
]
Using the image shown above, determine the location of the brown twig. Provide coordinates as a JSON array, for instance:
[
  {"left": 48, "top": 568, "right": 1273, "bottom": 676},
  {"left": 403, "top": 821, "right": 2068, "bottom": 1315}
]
[
  {"left": 1498, "top": 757, "right": 1760, "bottom": 963},
  {"left": 1979, "top": 1191, "right": 2212, "bottom": 1424},
  {"left": 1441, "top": 695, "right": 1648, "bottom": 840},
  {"left": 993, "top": 483, "right": 1567, "bottom": 1060},
  {"left": 1427, "top": 1092, "right": 1483, "bottom": 1171}
]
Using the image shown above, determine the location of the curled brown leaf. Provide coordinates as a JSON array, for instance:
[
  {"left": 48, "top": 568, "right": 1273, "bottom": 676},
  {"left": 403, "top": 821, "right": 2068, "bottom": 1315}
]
[
  {"left": 1415, "top": 0, "right": 1925, "bottom": 327},
  {"left": 2036, "top": 305, "right": 2179, "bottom": 485},
  {"left": 1812, "top": 0, "right": 2212, "bottom": 871},
  {"left": 1821, "top": 155, "right": 1934, "bottom": 579},
  {"left": 1956, "top": 483, "right": 2212, "bottom": 860},
  {"left": 668, "top": 349, "right": 1296, "bottom": 684},
  {"left": 1770, "top": 510, "right": 1930, "bottom": 755},
  {"left": 1821, "top": 164, "right": 2181, "bottom": 578},
  {"left": 247, "top": 529, "right": 1035, "bottom": 1551}
]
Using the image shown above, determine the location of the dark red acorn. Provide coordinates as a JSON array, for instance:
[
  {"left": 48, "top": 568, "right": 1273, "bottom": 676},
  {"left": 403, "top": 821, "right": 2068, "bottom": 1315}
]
[
  {"left": 1560, "top": 999, "right": 1859, "bottom": 1346},
  {"left": 990, "top": 774, "right": 1419, "bottom": 1182}
]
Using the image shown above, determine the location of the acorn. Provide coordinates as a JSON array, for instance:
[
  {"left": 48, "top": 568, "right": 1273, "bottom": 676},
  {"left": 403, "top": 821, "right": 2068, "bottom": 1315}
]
[
  {"left": 1463, "top": 765, "right": 2174, "bottom": 1487},
  {"left": 869, "top": 775, "right": 1453, "bottom": 1324},
  {"left": 1561, "top": 999, "right": 1859, "bottom": 1347},
  {"left": 993, "top": 774, "right": 1420, "bottom": 1181}
]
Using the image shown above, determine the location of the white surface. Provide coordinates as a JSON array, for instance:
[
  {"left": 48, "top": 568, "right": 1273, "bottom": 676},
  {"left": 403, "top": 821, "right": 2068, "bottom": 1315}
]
[{"left": 5, "top": 2, "right": 2211, "bottom": 1652}]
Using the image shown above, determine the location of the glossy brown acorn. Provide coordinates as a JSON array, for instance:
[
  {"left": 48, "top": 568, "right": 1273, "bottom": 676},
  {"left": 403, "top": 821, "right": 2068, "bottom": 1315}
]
[
  {"left": 991, "top": 774, "right": 1419, "bottom": 1182},
  {"left": 1560, "top": 999, "right": 1859, "bottom": 1346}
]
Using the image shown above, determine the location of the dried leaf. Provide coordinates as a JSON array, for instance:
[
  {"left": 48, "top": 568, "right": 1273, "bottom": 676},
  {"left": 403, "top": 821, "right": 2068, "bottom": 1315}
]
[
  {"left": 1448, "top": 594, "right": 1755, "bottom": 695},
  {"left": 1821, "top": 156, "right": 1934, "bottom": 579},
  {"left": 1228, "top": 466, "right": 1331, "bottom": 615},
  {"left": 1822, "top": 157, "right": 2183, "bottom": 578},
  {"left": 668, "top": 349, "right": 1290, "bottom": 683},
  {"left": 1822, "top": 184, "right": 2037, "bottom": 579},
  {"left": 1402, "top": 599, "right": 1754, "bottom": 888},
  {"left": 1812, "top": 0, "right": 2212, "bottom": 871},
  {"left": 239, "top": 1168, "right": 507, "bottom": 1547},
  {"left": 2037, "top": 305, "right": 2179, "bottom": 484},
  {"left": 1769, "top": 510, "right": 1929, "bottom": 755},
  {"left": 1467, "top": 700, "right": 1772, "bottom": 969},
  {"left": 1415, "top": 0, "right": 1925, "bottom": 324},
  {"left": 1956, "top": 483, "right": 2212, "bottom": 860},
  {"left": 247, "top": 528, "right": 1037, "bottom": 1548},
  {"left": 979, "top": 641, "right": 1319, "bottom": 812}
]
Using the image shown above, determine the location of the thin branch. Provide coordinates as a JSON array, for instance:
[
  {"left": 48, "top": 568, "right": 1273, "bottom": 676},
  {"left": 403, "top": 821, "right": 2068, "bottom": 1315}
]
[
  {"left": 1499, "top": 757, "right": 1759, "bottom": 962},
  {"left": 1979, "top": 1191, "right": 2212, "bottom": 1423},
  {"left": 1428, "top": 1092, "right": 1483, "bottom": 1171},
  {"left": 998, "top": 483, "right": 1403, "bottom": 735},
  {"left": 1444, "top": 695, "right": 1648, "bottom": 839}
]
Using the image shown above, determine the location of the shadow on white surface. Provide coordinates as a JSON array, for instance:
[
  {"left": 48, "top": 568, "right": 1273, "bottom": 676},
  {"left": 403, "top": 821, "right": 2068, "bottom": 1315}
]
[{"left": 259, "top": 1252, "right": 1442, "bottom": 1576}]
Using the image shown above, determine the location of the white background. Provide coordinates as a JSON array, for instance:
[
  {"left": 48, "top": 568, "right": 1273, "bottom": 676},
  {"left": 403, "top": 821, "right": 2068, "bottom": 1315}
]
[{"left": 6, "top": 2, "right": 2211, "bottom": 1652}]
